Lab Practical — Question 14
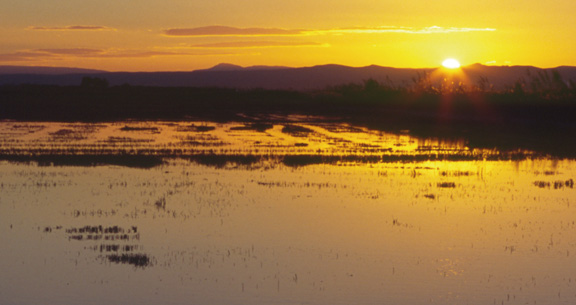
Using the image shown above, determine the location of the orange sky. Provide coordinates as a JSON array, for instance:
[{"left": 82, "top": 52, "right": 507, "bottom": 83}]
[{"left": 1, "top": 0, "right": 575, "bottom": 71}]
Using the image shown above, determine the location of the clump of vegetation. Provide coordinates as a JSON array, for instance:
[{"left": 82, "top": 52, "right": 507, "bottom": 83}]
[
  {"left": 281, "top": 124, "right": 313, "bottom": 137},
  {"left": 106, "top": 253, "right": 151, "bottom": 268},
  {"left": 49, "top": 128, "right": 86, "bottom": 141},
  {"left": 230, "top": 123, "right": 273, "bottom": 132},
  {"left": 423, "top": 194, "right": 436, "bottom": 200},
  {"left": 176, "top": 124, "right": 216, "bottom": 132},
  {"left": 437, "top": 182, "right": 456, "bottom": 188},
  {"left": 120, "top": 125, "right": 160, "bottom": 133},
  {"left": 154, "top": 196, "right": 166, "bottom": 210},
  {"left": 533, "top": 179, "right": 574, "bottom": 189},
  {"left": 440, "top": 170, "right": 473, "bottom": 177},
  {"left": 0, "top": 154, "right": 164, "bottom": 168}
]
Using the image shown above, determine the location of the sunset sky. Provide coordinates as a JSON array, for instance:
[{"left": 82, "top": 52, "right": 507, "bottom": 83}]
[{"left": 1, "top": 0, "right": 575, "bottom": 71}]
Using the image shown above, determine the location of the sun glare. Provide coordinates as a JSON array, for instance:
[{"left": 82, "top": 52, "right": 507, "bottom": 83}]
[{"left": 442, "top": 58, "right": 461, "bottom": 69}]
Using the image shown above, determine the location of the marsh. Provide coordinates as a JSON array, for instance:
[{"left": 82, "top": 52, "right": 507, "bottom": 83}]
[{"left": 0, "top": 120, "right": 574, "bottom": 305}]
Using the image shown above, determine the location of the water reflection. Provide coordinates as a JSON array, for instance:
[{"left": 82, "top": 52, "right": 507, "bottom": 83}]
[
  {"left": 0, "top": 121, "right": 575, "bottom": 305},
  {"left": 0, "top": 121, "right": 541, "bottom": 168}
]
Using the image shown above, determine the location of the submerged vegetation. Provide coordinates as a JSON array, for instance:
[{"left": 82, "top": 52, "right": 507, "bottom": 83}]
[
  {"left": 106, "top": 253, "right": 151, "bottom": 268},
  {"left": 3, "top": 73, "right": 575, "bottom": 305},
  {"left": 0, "top": 119, "right": 556, "bottom": 170},
  {"left": 5, "top": 153, "right": 575, "bottom": 304},
  {"left": 1, "top": 70, "right": 576, "bottom": 159},
  {"left": 0, "top": 154, "right": 164, "bottom": 168}
]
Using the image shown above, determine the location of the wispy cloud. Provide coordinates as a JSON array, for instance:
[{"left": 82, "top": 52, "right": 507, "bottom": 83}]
[
  {"left": 92, "top": 50, "right": 233, "bottom": 58},
  {"left": 165, "top": 25, "right": 496, "bottom": 37},
  {"left": 164, "top": 26, "right": 305, "bottom": 37},
  {"left": 189, "top": 41, "right": 326, "bottom": 48},
  {"left": 28, "top": 25, "right": 116, "bottom": 31},
  {"left": 0, "top": 48, "right": 238, "bottom": 62},
  {"left": 316, "top": 26, "right": 496, "bottom": 35},
  {"left": 36, "top": 48, "right": 105, "bottom": 55},
  {"left": 0, "top": 51, "right": 58, "bottom": 62}
]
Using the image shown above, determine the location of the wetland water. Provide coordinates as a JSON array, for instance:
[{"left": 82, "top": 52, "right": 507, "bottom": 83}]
[{"left": 0, "top": 121, "right": 575, "bottom": 305}]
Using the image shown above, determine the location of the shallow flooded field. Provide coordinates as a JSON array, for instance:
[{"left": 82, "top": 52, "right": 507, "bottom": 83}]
[
  {"left": 0, "top": 120, "right": 575, "bottom": 305},
  {"left": 0, "top": 119, "right": 502, "bottom": 160}
]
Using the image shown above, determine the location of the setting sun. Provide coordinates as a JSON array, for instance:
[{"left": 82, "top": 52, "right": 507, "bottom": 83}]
[{"left": 442, "top": 58, "right": 461, "bottom": 69}]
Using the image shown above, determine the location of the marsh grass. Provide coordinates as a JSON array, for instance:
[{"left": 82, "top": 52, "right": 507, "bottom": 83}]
[
  {"left": 281, "top": 124, "right": 314, "bottom": 137},
  {"left": 1, "top": 78, "right": 576, "bottom": 158},
  {"left": 120, "top": 126, "right": 160, "bottom": 133},
  {"left": 176, "top": 124, "right": 216, "bottom": 132},
  {"left": 0, "top": 118, "right": 562, "bottom": 172},
  {"left": 533, "top": 179, "right": 574, "bottom": 189},
  {"left": 437, "top": 182, "right": 457, "bottom": 188},
  {"left": 0, "top": 154, "right": 164, "bottom": 168},
  {"left": 230, "top": 123, "right": 274, "bottom": 132},
  {"left": 5, "top": 153, "right": 575, "bottom": 304},
  {"left": 106, "top": 253, "right": 151, "bottom": 268}
]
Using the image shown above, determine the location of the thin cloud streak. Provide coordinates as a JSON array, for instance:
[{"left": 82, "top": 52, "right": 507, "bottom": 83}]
[
  {"left": 164, "top": 25, "right": 496, "bottom": 37},
  {"left": 165, "top": 26, "right": 304, "bottom": 37},
  {"left": 28, "top": 26, "right": 116, "bottom": 31},
  {"left": 0, "top": 48, "right": 239, "bottom": 62},
  {"left": 189, "top": 41, "right": 326, "bottom": 48},
  {"left": 0, "top": 51, "right": 59, "bottom": 62},
  {"left": 316, "top": 26, "right": 496, "bottom": 34},
  {"left": 36, "top": 48, "right": 104, "bottom": 55}
]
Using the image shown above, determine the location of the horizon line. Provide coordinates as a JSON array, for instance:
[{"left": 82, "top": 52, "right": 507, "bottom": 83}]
[{"left": 1, "top": 62, "right": 573, "bottom": 74}]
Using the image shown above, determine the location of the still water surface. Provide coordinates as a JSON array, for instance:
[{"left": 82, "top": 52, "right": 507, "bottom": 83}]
[{"left": 0, "top": 121, "right": 575, "bottom": 305}]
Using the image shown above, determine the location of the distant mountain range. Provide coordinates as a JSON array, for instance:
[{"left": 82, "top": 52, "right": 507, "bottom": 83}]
[{"left": 1, "top": 63, "right": 575, "bottom": 90}]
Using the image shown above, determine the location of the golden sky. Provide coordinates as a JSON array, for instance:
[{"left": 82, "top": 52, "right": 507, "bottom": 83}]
[{"left": 1, "top": 0, "right": 575, "bottom": 71}]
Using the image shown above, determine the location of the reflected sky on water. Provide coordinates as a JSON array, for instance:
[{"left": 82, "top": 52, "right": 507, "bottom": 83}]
[
  {"left": 1, "top": 156, "right": 575, "bottom": 305},
  {"left": 0, "top": 120, "right": 574, "bottom": 305}
]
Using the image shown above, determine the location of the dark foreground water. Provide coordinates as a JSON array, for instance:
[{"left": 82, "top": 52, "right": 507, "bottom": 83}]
[{"left": 0, "top": 121, "right": 575, "bottom": 305}]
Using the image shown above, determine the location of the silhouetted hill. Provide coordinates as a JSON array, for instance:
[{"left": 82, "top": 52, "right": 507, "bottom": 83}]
[
  {"left": 1, "top": 63, "right": 575, "bottom": 90},
  {"left": 198, "top": 63, "right": 291, "bottom": 71},
  {"left": 199, "top": 63, "right": 244, "bottom": 71}
]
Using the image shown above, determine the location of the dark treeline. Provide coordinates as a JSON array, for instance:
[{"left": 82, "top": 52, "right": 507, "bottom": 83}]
[
  {"left": 1, "top": 77, "right": 576, "bottom": 157},
  {"left": 0, "top": 84, "right": 323, "bottom": 122},
  {"left": 1, "top": 78, "right": 575, "bottom": 122}
]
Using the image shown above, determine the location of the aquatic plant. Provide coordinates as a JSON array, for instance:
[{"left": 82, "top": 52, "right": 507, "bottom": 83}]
[
  {"left": 437, "top": 182, "right": 456, "bottom": 188},
  {"left": 534, "top": 179, "right": 574, "bottom": 189},
  {"left": 281, "top": 124, "right": 313, "bottom": 137},
  {"left": 230, "top": 123, "right": 274, "bottom": 132},
  {"left": 154, "top": 196, "right": 167, "bottom": 210},
  {"left": 120, "top": 125, "right": 160, "bottom": 133},
  {"left": 106, "top": 253, "right": 151, "bottom": 268}
]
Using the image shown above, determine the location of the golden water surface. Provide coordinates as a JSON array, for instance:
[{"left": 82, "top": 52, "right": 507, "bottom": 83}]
[{"left": 0, "top": 121, "right": 574, "bottom": 305}]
